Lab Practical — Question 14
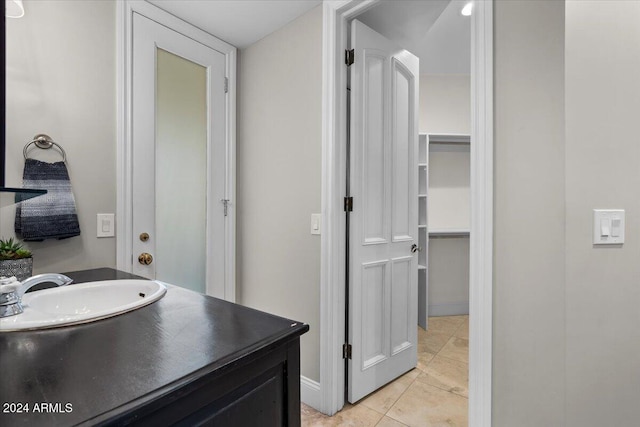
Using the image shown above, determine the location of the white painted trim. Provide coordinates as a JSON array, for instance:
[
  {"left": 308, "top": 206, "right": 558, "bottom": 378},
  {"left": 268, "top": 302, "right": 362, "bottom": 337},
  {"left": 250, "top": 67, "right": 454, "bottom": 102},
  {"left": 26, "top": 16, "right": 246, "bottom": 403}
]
[
  {"left": 116, "top": 0, "right": 133, "bottom": 273},
  {"left": 319, "top": 0, "right": 379, "bottom": 416},
  {"left": 319, "top": 1, "right": 345, "bottom": 415},
  {"left": 125, "top": 1, "right": 235, "bottom": 55},
  {"left": 117, "top": 0, "right": 236, "bottom": 302},
  {"left": 428, "top": 302, "right": 469, "bottom": 317},
  {"left": 469, "top": 1, "right": 493, "bottom": 426},
  {"left": 224, "top": 48, "right": 237, "bottom": 303},
  {"left": 300, "top": 376, "right": 322, "bottom": 410},
  {"left": 320, "top": 0, "right": 493, "bottom": 422}
]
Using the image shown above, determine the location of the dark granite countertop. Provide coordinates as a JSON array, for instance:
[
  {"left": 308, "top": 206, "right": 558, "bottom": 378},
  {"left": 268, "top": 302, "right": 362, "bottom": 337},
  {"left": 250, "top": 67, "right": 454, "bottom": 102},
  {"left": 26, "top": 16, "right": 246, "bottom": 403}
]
[{"left": 0, "top": 268, "right": 308, "bottom": 426}]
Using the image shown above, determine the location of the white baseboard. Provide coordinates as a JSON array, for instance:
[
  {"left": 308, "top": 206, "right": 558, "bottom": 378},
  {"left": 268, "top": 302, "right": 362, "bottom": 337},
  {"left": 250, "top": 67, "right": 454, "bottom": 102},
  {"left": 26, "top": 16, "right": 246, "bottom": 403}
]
[
  {"left": 300, "top": 375, "right": 322, "bottom": 411},
  {"left": 429, "top": 301, "right": 469, "bottom": 317}
]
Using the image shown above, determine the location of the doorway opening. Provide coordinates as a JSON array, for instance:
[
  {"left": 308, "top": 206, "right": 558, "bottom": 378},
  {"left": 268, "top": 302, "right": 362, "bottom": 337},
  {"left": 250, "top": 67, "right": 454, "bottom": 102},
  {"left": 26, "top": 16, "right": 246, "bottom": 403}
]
[
  {"left": 319, "top": 1, "right": 493, "bottom": 425},
  {"left": 117, "top": 1, "right": 237, "bottom": 301}
]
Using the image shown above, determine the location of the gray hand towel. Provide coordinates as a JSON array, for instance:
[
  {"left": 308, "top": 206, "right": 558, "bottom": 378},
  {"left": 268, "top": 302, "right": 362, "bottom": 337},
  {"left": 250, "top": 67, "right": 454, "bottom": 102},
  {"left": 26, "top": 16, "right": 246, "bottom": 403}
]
[{"left": 15, "top": 159, "right": 81, "bottom": 241}]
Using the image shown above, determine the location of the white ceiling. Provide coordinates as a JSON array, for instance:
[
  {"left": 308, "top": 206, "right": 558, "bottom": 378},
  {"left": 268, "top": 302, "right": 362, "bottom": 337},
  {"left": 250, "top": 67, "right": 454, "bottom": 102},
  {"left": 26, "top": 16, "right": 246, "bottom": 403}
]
[
  {"left": 356, "top": 0, "right": 471, "bottom": 74},
  {"left": 147, "top": 0, "right": 470, "bottom": 74},
  {"left": 148, "top": 0, "right": 322, "bottom": 48}
]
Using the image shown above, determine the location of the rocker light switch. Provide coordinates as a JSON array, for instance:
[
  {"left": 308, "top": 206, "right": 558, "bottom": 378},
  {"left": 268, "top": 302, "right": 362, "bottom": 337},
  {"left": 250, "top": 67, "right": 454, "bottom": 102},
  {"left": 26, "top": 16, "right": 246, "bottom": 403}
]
[
  {"left": 611, "top": 218, "right": 622, "bottom": 237},
  {"left": 310, "top": 214, "right": 321, "bottom": 235},
  {"left": 593, "top": 209, "right": 624, "bottom": 245},
  {"left": 97, "top": 213, "right": 115, "bottom": 238},
  {"left": 600, "top": 218, "right": 611, "bottom": 236}
]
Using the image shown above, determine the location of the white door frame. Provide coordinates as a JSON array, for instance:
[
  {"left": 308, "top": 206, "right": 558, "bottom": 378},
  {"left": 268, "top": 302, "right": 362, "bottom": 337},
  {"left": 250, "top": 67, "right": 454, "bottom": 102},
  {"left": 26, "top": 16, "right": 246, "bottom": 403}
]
[
  {"left": 116, "top": 0, "right": 237, "bottom": 302},
  {"left": 319, "top": 1, "right": 493, "bottom": 425}
]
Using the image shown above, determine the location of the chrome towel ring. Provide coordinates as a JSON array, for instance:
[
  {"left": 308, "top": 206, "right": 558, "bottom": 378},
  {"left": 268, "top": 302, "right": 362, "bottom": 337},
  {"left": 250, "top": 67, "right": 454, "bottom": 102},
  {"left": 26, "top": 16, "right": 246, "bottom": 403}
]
[{"left": 23, "top": 134, "right": 67, "bottom": 162}]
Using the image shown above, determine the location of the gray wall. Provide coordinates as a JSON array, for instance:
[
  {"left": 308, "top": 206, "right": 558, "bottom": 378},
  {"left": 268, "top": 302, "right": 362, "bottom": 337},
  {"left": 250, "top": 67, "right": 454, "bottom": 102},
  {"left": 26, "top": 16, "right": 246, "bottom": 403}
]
[
  {"left": 2, "top": 0, "right": 117, "bottom": 273},
  {"left": 236, "top": 6, "right": 323, "bottom": 382},
  {"left": 494, "top": 0, "right": 566, "bottom": 425},
  {"left": 494, "top": 0, "right": 640, "bottom": 425},
  {"left": 564, "top": 1, "right": 640, "bottom": 425},
  {"left": 419, "top": 74, "right": 470, "bottom": 135}
]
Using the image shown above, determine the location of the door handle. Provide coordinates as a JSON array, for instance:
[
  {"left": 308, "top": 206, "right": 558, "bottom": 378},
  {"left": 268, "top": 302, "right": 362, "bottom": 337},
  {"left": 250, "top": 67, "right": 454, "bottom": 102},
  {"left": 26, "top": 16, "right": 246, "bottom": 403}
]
[
  {"left": 411, "top": 244, "right": 422, "bottom": 253},
  {"left": 138, "top": 253, "right": 153, "bottom": 265}
]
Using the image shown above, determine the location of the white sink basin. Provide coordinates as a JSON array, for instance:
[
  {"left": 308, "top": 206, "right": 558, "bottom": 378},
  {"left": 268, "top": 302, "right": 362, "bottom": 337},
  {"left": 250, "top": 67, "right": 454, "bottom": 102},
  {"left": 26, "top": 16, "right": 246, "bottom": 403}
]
[{"left": 0, "top": 280, "right": 167, "bottom": 332}]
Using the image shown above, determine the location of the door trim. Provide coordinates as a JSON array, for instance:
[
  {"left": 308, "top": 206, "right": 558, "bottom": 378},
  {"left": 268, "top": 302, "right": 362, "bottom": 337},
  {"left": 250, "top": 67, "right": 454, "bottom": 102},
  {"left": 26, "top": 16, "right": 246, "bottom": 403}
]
[
  {"left": 319, "top": 1, "right": 493, "bottom": 424},
  {"left": 468, "top": 1, "right": 493, "bottom": 425},
  {"left": 116, "top": 0, "right": 237, "bottom": 301}
]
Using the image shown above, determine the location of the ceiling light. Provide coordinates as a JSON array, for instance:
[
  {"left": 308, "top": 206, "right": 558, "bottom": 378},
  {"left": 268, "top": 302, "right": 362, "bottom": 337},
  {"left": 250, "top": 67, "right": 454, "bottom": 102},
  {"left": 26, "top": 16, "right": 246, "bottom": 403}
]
[
  {"left": 461, "top": 1, "right": 473, "bottom": 16},
  {"left": 6, "top": 0, "right": 24, "bottom": 18}
]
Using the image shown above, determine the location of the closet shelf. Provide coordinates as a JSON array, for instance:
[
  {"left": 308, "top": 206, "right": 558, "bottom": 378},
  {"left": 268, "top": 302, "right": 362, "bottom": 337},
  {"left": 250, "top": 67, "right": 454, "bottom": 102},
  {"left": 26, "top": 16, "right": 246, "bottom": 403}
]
[
  {"left": 428, "top": 228, "right": 470, "bottom": 236},
  {"left": 428, "top": 134, "right": 470, "bottom": 145}
]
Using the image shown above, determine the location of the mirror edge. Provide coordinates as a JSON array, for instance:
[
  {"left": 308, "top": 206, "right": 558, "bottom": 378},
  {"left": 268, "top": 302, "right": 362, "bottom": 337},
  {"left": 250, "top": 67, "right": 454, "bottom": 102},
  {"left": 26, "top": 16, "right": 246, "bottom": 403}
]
[{"left": 1, "top": 13, "right": 6, "bottom": 187}]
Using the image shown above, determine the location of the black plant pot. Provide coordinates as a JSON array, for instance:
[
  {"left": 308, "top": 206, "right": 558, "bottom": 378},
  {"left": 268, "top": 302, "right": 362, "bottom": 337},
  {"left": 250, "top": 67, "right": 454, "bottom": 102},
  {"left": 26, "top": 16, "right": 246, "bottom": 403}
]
[{"left": 0, "top": 257, "right": 33, "bottom": 281}]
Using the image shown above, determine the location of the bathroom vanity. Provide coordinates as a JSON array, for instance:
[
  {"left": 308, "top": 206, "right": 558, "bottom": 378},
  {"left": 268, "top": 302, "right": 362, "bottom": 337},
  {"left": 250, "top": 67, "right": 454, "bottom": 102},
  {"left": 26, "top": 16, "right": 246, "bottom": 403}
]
[{"left": 0, "top": 269, "right": 308, "bottom": 426}]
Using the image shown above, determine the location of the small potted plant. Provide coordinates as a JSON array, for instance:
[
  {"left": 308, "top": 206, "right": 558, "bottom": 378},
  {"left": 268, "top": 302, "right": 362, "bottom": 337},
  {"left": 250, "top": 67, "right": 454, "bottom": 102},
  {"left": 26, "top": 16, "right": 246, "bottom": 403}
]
[{"left": 0, "top": 237, "right": 33, "bottom": 281}]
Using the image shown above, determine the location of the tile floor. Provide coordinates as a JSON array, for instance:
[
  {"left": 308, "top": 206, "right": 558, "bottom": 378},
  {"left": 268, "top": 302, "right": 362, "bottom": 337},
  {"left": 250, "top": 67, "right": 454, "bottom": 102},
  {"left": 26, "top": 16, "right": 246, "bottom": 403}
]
[{"left": 301, "top": 315, "right": 469, "bottom": 427}]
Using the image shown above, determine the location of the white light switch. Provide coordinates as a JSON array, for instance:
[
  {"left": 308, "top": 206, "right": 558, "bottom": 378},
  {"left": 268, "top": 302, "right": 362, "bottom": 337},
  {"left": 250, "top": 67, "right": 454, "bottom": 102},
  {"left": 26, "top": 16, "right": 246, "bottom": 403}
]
[
  {"left": 611, "top": 218, "right": 622, "bottom": 237},
  {"left": 600, "top": 218, "right": 611, "bottom": 237},
  {"left": 310, "top": 213, "right": 321, "bottom": 235},
  {"left": 593, "top": 209, "right": 624, "bottom": 245},
  {"left": 97, "top": 213, "right": 115, "bottom": 238}
]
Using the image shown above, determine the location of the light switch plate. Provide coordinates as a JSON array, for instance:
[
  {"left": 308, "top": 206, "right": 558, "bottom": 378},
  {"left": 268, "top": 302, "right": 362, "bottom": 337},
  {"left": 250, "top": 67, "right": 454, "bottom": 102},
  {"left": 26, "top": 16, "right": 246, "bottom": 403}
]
[
  {"left": 310, "top": 213, "right": 321, "bottom": 235},
  {"left": 593, "top": 209, "right": 624, "bottom": 245},
  {"left": 97, "top": 213, "right": 115, "bottom": 238}
]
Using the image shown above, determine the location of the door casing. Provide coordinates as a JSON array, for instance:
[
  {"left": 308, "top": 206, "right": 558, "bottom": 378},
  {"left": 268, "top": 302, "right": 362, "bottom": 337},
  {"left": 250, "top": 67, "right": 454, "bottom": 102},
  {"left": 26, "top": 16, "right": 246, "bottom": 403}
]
[
  {"left": 319, "top": 1, "right": 494, "bottom": 425},
  {"left": 116, "top": 0, "right": 237, "bottom": 301}
]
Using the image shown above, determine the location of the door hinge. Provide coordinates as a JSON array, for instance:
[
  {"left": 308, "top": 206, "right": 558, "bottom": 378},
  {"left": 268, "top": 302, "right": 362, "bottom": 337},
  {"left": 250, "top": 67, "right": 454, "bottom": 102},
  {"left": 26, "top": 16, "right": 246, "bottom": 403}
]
[
  {"left": 343, "top": 343, "right": 352, "bottom": 360},
  {"left": 345, "top": 49, "right": 354, "bottom": 66},
  {"left": 221, "top": 199, "right": 230, "bottom": 216},
  {"left": 224, "top": 77, "right": 229, "bottom": 93},
  {"left": 344, "top": 196, "right": 353, "bottom": 212}
]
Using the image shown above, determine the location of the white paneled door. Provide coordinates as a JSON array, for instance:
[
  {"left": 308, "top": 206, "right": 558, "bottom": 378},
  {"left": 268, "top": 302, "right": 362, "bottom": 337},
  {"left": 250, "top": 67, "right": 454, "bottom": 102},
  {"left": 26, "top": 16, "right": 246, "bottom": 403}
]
[
  {"left": 132, "top": 13, "right": 227, "bottom": 297},
  {"left": 348, "top": 20, "right": 419, "bottom": 403}
]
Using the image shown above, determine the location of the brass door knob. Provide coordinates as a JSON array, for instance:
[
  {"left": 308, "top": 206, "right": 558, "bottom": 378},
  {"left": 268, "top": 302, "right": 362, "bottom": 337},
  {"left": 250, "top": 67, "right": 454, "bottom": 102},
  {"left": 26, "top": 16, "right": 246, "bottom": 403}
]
[{"left": 138, "top": 253, "right": 153, "bottom": 265}]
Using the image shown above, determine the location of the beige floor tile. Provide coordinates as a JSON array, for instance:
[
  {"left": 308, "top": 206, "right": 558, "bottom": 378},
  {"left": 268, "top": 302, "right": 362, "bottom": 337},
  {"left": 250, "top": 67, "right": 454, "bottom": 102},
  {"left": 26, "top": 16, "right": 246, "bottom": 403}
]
[
  {"left": 438, "top": 337, "right": 469, "bottom": 364},
  {"left": 418, "top": 329, "right": 451, "bottom": 355},
  {"left": 416, "top": 351, "right": 436, "bottom": 372},
  {"left": 376, "top": 415, "right": 408, "bottom": 427},
  {"left": 426, "top": 316, "right": 465, "bottom": 336},
  {"left": 401, "top": 368, "right": 422, "bottom": 381},
  {"left": 302, "top": 403, "right": 333, "bottom": 426},
  {"left": 302, "top": 402, "right": 384, "bottom": 427},
  {"left": 359, "top": 369, "right": 420, "bottom": 414},
  {"left": 445, "top": 315, "right": 467, "bottom": 323},
  {"left": 387, "top": 381, "right": 468, "bottom": 427},
  {"left": 416, "top": 355, "right": 469, "bottom": 398},
  {"left": 454, "top": 317, "right": 469, "bottom": 339},
  {"left": 302, "top": 316, "right": 470, "bottom": 426}
]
